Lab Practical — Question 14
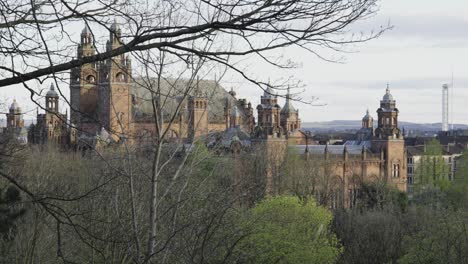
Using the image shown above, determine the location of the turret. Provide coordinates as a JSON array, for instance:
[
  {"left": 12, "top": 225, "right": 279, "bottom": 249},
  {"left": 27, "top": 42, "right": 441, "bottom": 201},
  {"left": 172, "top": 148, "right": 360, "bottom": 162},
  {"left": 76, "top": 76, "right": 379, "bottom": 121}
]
[
  {"left": 6, "top": 100, "right": 24, "bottom": 128},
  {"left": 78, "top": 24, "right": 96, "bottom": 58},
  {"left": 280, "top": 86, "right": 301, "bottom": 133},
  {"left": 362, "top": 109, "right": 373, "bottom": 129},
  {"left": 46, "top": 83, "right": 59, "bottom": 113},
  {"left": 375, "top": 84, "right": 401, "bottom": 139}
]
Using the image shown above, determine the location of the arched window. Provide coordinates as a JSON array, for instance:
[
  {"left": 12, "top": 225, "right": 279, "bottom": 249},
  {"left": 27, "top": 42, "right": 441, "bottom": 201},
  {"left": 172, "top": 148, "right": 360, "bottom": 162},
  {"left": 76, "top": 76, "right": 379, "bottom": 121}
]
[
  {"left": 116, "top": 72, "right": 126, "bottom": 82},
  {"left": 86, "top": 75, "right": 96, "bottom": 84}
]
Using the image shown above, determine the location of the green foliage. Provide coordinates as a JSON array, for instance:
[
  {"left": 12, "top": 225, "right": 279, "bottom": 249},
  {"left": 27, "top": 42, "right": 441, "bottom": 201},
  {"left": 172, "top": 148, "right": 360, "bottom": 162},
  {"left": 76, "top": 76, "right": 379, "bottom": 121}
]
[
  {"left": 357, "top": 182, "right": 408, "bottom": 212},
  {"left": 399, "top": 210, "right": 468, "bottom": 264},
  {"left": 241, "top": 196, "right": 342, "bottom": 264},
  {"left": 446, "top": 150, "right": 468, "bottom": 210},
  {"left": 414, "top": 139, "right": 451, "bottom": 193},
  {"left": 333, "top": 209, "right": 405, "bottom": 264}
]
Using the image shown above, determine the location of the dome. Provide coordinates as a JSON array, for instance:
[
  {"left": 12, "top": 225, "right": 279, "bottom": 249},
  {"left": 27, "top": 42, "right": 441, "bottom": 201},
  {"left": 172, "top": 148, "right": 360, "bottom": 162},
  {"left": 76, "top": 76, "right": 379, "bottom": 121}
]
[
  {"left": 46, "top": 83, "right": 59, "bottom": 98},
  {"left": 382, "top": 84, "right": 394, "bottom": 101},
  {"left": 362, "top": 109, "right": 372, "bottom": 120},
  {"left": 10, "top": 99, "right": 21, "bottom": 111}
]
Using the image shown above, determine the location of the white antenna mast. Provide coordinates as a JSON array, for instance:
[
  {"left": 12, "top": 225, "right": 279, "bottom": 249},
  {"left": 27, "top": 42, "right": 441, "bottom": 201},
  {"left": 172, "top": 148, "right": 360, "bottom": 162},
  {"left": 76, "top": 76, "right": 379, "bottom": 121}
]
[{"left": 451, "top": 68, "right": 454, "bottom": 132}]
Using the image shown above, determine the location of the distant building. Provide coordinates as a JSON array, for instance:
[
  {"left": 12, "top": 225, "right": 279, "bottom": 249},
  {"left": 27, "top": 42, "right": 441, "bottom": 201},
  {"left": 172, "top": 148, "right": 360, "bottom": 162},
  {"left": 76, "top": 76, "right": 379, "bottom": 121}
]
[
  {"left": 28, "top": 83, "right": 75, "bottom": 146},
  {"left": 406, "top": 144, "right": 464, "bottom": 194},
  {"left": 285, "top": 85, "right": 408, "bottom": 208},
  {"left": 1, "top": 100, "right": 28, "bottom": 144}
]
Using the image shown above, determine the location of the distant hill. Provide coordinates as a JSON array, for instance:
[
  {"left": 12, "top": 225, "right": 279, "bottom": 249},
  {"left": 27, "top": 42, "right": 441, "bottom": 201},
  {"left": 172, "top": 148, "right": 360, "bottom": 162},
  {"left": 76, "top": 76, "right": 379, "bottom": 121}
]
[{"left": 302, "top": 120, "right": 468, "bottom": 132}]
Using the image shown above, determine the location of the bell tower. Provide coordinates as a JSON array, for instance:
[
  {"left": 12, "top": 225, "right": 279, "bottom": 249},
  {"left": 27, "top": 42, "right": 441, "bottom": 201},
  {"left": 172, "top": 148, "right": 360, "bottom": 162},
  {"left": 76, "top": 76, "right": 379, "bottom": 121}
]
[
  {"left": 253, "top": 83, "right": 287, "bottom": 195},
  {"left": 188, "top": 81, "right": 208, "bottom": 140},
  {"left": 256, "top": 85, "right": 282, "bottom": 137},
  {"left": 6, "top": 100, "right": 24, "bottom": 128},
  {"left": 99, "top": 20, "right": 133, "bottom": 140},
  {"left": 371, "top": 84, "right": 406, "bottom": 191},
  {"left": 70, "top": 24, "right": 99, "bottom": 135},
  {"left": 375, "top": 84, "right": 401, "bottom": 139}
]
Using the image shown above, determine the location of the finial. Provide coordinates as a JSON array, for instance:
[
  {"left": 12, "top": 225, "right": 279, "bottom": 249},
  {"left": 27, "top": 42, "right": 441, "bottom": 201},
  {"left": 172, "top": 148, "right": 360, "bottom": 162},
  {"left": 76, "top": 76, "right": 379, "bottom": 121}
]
[
  {"left": 366, "top": 108, "right": 369, "bottom": 115},
  {"left": 82, "top": 24, "right": 91, "bottom": 34},
  {"left": 50, "top": 83, "right": 55, "bottom": 90},
  {"left": 111, "top": 18, "right": 119, "bottom": 30},
  {"left": 386, "top": 82, "right": 390, "bottom": 93}
]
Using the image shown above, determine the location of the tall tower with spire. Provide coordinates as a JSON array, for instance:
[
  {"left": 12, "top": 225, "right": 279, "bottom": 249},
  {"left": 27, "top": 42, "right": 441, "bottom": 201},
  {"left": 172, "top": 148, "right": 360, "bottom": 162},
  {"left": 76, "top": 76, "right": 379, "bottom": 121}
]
[
  {"left": 188, "top": 79, "right": 208, "bottom": 140},
  {"left": 280, "top": 87, "right": 301, "bottom": 134},
  {"left": 98, "top": 19, "right": 133, "bottom": 139},
  {"left": 70, "top": 24, "right": 99, "bottom": 135},
  {"left": 371, "top": 84, "right": 406, "bottom": 191}
]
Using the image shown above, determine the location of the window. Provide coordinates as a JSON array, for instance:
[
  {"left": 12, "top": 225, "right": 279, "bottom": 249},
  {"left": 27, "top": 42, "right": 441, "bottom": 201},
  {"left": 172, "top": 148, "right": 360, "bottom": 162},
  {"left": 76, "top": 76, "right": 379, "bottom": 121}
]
[
  {"left": 407, "top": 175, "right": 413, "bottom": 185},
  {"left": 393, "top": 164, "right": 400, "bottom": 178},
  {"left": 86, "top": 75, "right": 96, "bottom": 83},
  {"left": 408, "top": 167, "right": 414, "bottom": 174},
  {"left": 116, "top": 72, "right": 126, "bottom": 82}
]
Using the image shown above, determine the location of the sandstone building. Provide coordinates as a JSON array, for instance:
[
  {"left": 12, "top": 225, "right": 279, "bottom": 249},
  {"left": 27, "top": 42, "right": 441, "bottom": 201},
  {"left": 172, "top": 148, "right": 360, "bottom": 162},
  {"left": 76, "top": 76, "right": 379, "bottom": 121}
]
[{"left": 12, "top": 22, "right": 411, "bottom": 209}]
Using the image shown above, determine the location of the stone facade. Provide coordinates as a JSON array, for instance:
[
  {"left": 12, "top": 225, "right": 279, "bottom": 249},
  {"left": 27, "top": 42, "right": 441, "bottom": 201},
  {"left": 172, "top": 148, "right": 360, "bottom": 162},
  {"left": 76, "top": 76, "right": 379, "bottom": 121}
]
[
  {"left": 69, "top": 24, "right": 256, "bottom": 145},
  {"left": 29, "top": 84, "right": 75, "bottom": 145}
]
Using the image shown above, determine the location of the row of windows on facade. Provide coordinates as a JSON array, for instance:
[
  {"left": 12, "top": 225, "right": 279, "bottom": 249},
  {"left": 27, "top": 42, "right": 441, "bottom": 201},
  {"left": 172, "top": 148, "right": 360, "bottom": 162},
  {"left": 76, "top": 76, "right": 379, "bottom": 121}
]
[
  {"left": 379, "top": 117, "right": 397, "bottom": 126},
  {"left": 82, "top": 72, "right": 127, "bottom": 84},
  {"left": 407, "top": 157, "right": 453, "bottom": 164}
]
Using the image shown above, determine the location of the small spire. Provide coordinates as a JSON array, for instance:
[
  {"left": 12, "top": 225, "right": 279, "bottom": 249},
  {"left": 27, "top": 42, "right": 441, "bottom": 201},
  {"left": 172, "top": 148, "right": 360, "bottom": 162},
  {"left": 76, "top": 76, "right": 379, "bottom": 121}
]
[
  {"left": 386, "top": 82, "right": 390, "bottom": 93},
  {"left": 82, "top": 24, "right": 91, "bottom": 34},
  {"left": 50, "top": 83, "right": 55, "bottom": 90},
  {"left": 111, "top": 18, "right": 119, "bottom": 30}
]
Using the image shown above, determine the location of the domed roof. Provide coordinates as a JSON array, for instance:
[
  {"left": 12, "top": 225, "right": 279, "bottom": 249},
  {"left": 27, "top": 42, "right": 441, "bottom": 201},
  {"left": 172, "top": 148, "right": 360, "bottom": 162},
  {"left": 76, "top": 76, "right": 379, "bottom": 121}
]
[
  {"left": 362, "top": 109, "right": 373, "bottom": 120},
  {"left": 10, "top": 99, "right": 21, "bottom": 111},
  {"left": 382, "top": 84, "right": 394, "bottom": 101},
  {"left": 46, "top": 83, "right": 59, "bottom": 98}
]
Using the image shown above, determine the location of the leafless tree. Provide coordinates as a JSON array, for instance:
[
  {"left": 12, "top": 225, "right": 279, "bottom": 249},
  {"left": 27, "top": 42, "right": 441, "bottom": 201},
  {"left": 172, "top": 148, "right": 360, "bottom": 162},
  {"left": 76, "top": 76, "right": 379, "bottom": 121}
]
[{"left": 1, "top": 0, "right": 389, "bottom": 263}]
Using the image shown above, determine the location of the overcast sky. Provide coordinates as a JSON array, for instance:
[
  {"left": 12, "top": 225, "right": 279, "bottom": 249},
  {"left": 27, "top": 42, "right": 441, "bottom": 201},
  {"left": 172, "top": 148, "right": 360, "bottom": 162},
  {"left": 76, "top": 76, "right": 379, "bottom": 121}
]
[
  {"left": 2, "top": 0, "right": 467, "bottom": 124},
  {"left": 225, "top": 0, "right": 468, "bottom": 124}
]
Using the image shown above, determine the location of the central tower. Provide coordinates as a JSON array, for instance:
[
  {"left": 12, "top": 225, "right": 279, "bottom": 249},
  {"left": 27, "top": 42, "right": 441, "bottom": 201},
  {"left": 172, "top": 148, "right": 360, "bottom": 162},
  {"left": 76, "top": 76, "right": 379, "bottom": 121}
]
[
  {"left": 98, "top": 20, "right": 133, "bottom": 139},
  {"left": 70, "top": 25, "right": 99, "bottom": 135},
  {"left": 371, "top": 84, "right": 406, "bottom": 191}
]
